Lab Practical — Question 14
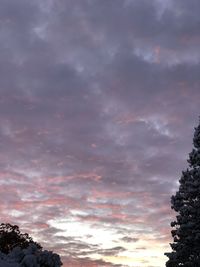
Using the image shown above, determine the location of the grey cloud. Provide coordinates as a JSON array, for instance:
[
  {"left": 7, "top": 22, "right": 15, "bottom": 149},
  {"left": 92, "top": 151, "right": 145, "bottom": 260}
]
[
  {"left": 95, "top": 246, "right": 126, "bottom": 256},
  {"left": 121, "top": 237, "right": 139, "bottom": 243},
  {"left": 136, "top": 246, "right": 147, "bottom": 250},
  {"left": 0, "top": 0, "right": 200, "bottom": 266}
]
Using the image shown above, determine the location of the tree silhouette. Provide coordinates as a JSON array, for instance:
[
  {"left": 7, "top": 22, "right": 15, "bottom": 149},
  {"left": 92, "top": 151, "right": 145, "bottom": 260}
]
[
  {"left": 165, "top": 120, "right": 200, "bottom": 266},
  {"left": 0, "top": 223, "right": 42, "bottom": 254}
]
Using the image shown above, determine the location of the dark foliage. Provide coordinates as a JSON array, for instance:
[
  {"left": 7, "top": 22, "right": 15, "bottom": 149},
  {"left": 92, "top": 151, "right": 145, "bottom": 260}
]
[
  {"left": 165, "top": 119, "right": 200, "bottom": 266},
  {"left": 0, "top": 223, "right": 42, "bottom": 254}
]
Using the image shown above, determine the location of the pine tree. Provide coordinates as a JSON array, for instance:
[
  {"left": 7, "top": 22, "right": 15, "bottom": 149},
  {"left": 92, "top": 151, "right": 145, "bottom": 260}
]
[{"left": 165, "top": 120, "right": 200, "bottom": 267}]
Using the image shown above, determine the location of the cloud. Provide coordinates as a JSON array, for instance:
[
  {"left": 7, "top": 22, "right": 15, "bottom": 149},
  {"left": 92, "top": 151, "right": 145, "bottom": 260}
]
[
  {"left": 0, "top": 0, "right": 199, "bottom": 266},
  {"left": 120, "top": 237, "right": 139, "bottom": 243}
]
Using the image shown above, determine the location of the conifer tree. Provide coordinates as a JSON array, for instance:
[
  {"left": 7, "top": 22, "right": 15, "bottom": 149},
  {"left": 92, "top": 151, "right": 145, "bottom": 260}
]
[{"left": 165, "top": 120, "right": 200, "bottom": 266}]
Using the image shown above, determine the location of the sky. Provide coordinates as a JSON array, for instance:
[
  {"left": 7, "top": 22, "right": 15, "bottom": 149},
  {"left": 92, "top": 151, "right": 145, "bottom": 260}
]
[{"left": 0, "top": 0, "right": 200, "bottom": 266}]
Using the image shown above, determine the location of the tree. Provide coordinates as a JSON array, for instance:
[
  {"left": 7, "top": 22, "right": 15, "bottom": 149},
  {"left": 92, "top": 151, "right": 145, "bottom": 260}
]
[
  {"left": 0, "top": 223, "right": 42, "bottom": 254},
  {"left": 165, "top": 120, "right": 200, "bottom": 266},
  {"left": 0, "top": 223, "right": 62, "bottom": 266}
]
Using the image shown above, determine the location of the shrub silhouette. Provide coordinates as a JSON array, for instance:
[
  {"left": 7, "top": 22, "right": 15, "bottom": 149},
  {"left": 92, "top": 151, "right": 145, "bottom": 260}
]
[{"left": 0, "top": 223, "right": 42, "bottom": 254}]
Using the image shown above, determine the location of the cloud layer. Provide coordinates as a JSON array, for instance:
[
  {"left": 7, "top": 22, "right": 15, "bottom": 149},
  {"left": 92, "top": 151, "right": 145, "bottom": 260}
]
[{"left": 0, "top": 0, "right": 200, "bottom": 266}]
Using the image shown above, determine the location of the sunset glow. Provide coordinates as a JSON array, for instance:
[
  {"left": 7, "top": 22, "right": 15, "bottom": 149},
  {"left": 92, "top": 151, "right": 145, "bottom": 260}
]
[{"left": 0, "top": 0, "right": 200, "bottom": 266}]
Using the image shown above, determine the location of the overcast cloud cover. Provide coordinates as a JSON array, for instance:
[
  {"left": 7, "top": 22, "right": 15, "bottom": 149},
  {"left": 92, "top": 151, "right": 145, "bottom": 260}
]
[{"left": 0, "top": 0, "right": 200, "bottom": 266}]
